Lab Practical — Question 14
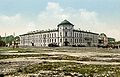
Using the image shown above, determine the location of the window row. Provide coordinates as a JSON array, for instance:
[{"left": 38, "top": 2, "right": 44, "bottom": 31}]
[
  {"left": 21, "top": 39, "right": 57, "bottom": 43},
  {"left": 74, "top": 33, "right": 94, "bottom": 38},
  {"left": 23, "top": 33, "right": 57, "bottom": 39},
  {"left": 74, "top": 39, "right": 83, "bottom": 43}
]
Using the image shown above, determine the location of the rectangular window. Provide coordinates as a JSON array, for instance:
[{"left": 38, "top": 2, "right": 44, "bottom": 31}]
[
  {"left": 54, "top": 33, "right": 56, "bottom": 37},
  {"left": 77, "top": 39, "right": 79, "bottom": 43},
  {"left": 47, "top": 39, "right": 49, "bottom": 43},
  {"left": 75, "top": 33, "right": 76, "bottom": 37},
  {"left": 41, "top": 40, "right": 42, "bottom": 43},
  {"left": 41, "top": 35, "right": 42, "bottom": 38},
  {"left": 52, "top": 33, "right": 53, "bottom": 37},
  {"left": 52, "top": 39, "right": 53, "bottom": 42},
  {"left": 75, "top": 39, "right": 76, "bottom": 43},
  {"left": 60, "top": 32, "right": 62, "bottom": 36},
  {"left": 50, "top": 34, "right": 51, "bottom": 38},
  {"left": 60, "top": 39, "right": 62, "bottom": 42},
  {"left": 44, "top": 39, "right": 46, "bottom": 43},
  {"left": 71, "top": 32, "right": 72, "bottom": 37},
  {"left": 47, "top": 34, "right": 49, "bottom": 38},
  {"left": 65, "top": 32, "right": 67, "bottom": 37},
  {"left": 50, "top": 39, "right": 51, "bottom": 42},
  {"left": 55, "top": 39, "right": 56, "bottom": 42}
]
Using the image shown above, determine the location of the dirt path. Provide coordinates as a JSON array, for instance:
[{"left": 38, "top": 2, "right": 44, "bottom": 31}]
[{"left": 1, "top": 57, "right": 120, "bottom": 65}]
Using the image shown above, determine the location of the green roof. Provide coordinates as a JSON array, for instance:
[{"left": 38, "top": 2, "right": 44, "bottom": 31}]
[
  {"left": 108, "top": 37, "right": 115, "bottom": 41},
  {"left": 57, "top": 20, "right": 74, "bottom": 27},
  {"left": 100, "top": 33, "right": 107, "bottom": 37},
  {"left": 74, "top": 30, "right": 99, "bottom": 35}
]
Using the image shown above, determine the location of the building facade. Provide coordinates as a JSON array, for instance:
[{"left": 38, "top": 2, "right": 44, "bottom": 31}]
[
  {"left": 20, "top": 20, "right": 99, "bottom": 47},
  {"left": 98, "top": 33, "right": 108, "bottom": 46}
]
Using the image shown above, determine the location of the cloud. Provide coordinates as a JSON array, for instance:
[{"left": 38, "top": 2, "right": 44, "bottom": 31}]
[
  {"left": 46, "top": 2, "right": 63, "bottom": 11},
  {"left": 26, "top": 22, "right": 37, "bottom": 31},
  {"left": 37, "top": 2, "right": 120, "bottom": 40},
  {"left": 0, "top": 2, "right": 119, "bottom": 40},
  {"left": 37, "top": 2, "right": 99, "bottom": 31},
  {"left": 0, "top": 14, "right": 36, "bottom": 36},
  {"left": 0, "top": 14, "right": 21, "bottom": 26}
]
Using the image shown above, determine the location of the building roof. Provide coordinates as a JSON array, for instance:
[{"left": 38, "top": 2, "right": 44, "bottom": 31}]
[
  {"left": 99, "top": 33, "right": 107, "bottom": 37},
  {"left": 19, "top": 29, "right": 58, "bottom": 36},
  {"left": 73, "top": 30, "right": 99, "bottom": 35},
  {"left": 57, "top": 20, "right": 74, "bottom": 27},
  {"left": 108, "top": 37, "right": 115, "bottom": 41}
]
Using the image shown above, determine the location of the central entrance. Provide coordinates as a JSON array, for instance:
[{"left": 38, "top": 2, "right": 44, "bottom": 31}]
[
  {"left": 87, "top": 42, "right": 91, "bottom": 46},
  {"left": 64, "top": 39, "right": 69, "bottom": 46}
]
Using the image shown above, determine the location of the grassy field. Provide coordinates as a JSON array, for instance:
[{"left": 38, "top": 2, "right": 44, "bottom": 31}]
[{"left": 0, "top": 47, "right": 120, "bottom": 77}]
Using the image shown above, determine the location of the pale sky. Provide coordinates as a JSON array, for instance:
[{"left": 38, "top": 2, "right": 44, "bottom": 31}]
[{"left": 0, "top": 0, "right": 120, "bottom": 40}]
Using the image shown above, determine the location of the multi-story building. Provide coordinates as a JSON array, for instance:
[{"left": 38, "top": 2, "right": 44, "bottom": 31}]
[
  {"left": 20, "top": 20, "right": 99, "bottom": 47},
  {"left": 98, "top": 33, "right": 108, "bottom": 46}
]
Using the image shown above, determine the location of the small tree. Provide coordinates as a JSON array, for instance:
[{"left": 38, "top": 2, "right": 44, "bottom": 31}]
[
  {"left": 0, "top": 36, "right": 1, "bottom": 40},
  {"left": 15, "top": 36, "right": 20, "bottom": 41}
]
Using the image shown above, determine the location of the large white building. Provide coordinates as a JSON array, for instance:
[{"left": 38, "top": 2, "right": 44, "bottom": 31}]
[{"left": 20, "top": 20, "right": 99, "bottom": 47}]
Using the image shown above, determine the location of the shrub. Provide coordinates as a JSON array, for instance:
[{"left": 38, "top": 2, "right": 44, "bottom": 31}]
[
  {"left": 0, "top": 41, "right": 5, "bottom": 47},
  {"left": 48, "top": 43, "right": 59, "bottom": 47}
]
